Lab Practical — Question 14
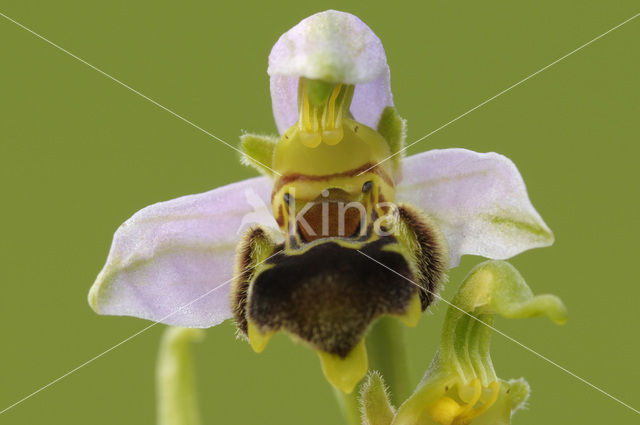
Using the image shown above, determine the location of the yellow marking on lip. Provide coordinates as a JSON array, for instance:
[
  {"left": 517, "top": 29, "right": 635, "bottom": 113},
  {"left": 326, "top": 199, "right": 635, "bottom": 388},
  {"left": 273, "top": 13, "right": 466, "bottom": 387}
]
[
  {"left": 396, "top": 293, "right": 422, "bottom": 327},
  {"left": 248, "top": 322, "right": 274, "bottom": 353},
  {"left": 317, "top": 339, "right": 368, "bottom": 393}
]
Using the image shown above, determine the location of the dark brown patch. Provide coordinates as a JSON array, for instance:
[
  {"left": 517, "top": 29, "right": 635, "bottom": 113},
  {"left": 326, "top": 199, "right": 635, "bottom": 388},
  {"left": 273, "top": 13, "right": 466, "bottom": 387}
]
[
  {"left": 247, "top": 237, "right": 418, "bottom": 357},
  {"left": 397, "top": 204, "right": 448, "bottom": 310},
  {"left": 298, "top": 202, "right": 364, "bottom": 242},
  {"left": 275, "top": 204, "right": 284, "bottom": 227}
]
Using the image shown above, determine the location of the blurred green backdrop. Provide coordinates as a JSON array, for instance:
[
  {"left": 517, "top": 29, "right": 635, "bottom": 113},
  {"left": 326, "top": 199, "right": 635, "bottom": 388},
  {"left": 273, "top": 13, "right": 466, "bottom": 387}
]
[{"left": 1, "top": 1, "right": 638, "bottom": 424}]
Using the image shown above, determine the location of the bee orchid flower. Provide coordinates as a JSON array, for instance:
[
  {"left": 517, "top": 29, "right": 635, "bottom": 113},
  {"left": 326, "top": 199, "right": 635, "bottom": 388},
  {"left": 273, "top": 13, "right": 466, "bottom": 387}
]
[{"left": 88, "top": 10, "right": 553, "bottom": 394}]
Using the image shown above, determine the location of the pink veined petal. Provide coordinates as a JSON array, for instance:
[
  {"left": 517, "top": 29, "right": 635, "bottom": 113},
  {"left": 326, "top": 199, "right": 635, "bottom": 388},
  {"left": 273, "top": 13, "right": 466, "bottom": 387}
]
[
  {"left": 396, "top": 149, "right": 554, "bottom": 267},
  {"left": 268, "top": 10, "right": 393, "bottom": 134},
  {"left": 88, "top": 176, "right": 277, "bottom": 327}
]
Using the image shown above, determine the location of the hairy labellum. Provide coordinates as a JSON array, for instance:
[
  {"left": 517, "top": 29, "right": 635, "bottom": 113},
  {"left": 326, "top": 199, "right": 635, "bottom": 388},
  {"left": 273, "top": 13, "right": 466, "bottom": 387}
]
[{"left": 232, "top": 203, "right": 447, "bottom": 358}]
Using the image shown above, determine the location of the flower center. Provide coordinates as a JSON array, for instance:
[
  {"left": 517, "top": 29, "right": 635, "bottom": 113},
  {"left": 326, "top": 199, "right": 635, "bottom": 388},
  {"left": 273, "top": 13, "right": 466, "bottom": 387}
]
[
  {"left": 427, "top": 379, "right": 501, "bottom": 425},
  {"left": 297, "top": 78, "right": 354, "bottom": 147}
]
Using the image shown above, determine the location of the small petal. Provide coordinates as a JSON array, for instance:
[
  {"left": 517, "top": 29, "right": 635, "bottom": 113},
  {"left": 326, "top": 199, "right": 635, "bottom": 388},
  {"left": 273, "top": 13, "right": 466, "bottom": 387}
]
[
  {"left": 268, "top": 10, "right": 392, "bottom": 133},
  {"left": 89, "top": 176, "right": 276, "bottom": 327},
  {"left": 397, "top": 148, "right": 554, "bottom": 267},
  {"left": 376, "top": 106, "right": 408, "bottom": 166},
  {"left": 239, "top": 133, "right": 278, "bottom": 176}
]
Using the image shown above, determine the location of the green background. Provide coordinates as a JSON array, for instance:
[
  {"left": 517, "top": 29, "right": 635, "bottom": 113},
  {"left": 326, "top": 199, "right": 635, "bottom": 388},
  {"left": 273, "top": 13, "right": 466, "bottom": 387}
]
[{"left": 1, "top": 1, "right": 638, "bottom": 424}]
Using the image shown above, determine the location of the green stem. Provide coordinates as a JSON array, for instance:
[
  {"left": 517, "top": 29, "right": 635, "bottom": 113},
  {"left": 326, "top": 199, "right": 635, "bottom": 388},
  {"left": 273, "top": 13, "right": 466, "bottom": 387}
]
[
  {"left": 156, "top": 326, "right": 204, "bottom": 425},
  {"left": 333, "top": 387, "right": 361, "bottom": 425},
  {"left": 367, "top": 317, "right": 412, "bottom": 405}
]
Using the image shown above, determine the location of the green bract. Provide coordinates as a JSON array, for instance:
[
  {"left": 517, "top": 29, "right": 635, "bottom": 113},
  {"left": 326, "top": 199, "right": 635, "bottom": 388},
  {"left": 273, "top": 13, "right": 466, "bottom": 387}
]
[{"left": 361, "top": 372, "right": 396, "bottom": 425}]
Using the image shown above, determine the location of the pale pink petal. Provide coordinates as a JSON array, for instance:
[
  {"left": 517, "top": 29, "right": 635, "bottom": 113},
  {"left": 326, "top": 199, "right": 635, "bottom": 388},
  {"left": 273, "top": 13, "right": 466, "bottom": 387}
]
[
  {"left": 268, "top": 10, "right": 393, "bottom": 134},
  {"left": 269, "top": 75, "right": 300, "bottom": 136},
  {"left": 397, "top": 149, "right": 553, "bottom": 267},
  {"left": 89, "top": 176, "right": 277, "bottom": 327},
  {"left": 350, "top": 69, "right": 393, "bottom": 132}
]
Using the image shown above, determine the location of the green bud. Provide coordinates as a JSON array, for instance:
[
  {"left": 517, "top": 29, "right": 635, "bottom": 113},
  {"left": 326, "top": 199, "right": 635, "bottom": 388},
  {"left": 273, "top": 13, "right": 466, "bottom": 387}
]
[{"left": 392, "top": 260, "right": 567, "bottom": 425}]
